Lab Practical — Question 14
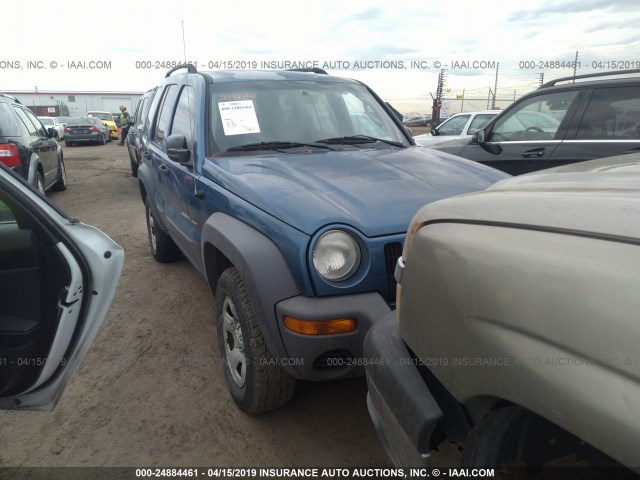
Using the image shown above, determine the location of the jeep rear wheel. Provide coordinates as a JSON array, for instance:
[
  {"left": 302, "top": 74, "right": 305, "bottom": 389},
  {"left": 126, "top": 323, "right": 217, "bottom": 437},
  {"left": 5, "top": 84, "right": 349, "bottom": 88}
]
[
  {"left": 215, "top": 267, "right": 296, "bottom": 414},
  {"left": 145, "top": 197, "right": 180, "bottom": 262}
]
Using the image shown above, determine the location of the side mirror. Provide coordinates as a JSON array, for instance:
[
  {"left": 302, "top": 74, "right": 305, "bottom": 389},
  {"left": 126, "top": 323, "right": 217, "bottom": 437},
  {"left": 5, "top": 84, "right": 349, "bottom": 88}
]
[
  {"left": 474, "top": 129, "right": 486, "bottom": 144},
  {"left": 166, "top": 134, "right": 191, "bottom": 165},
  {"left": 48, "top": 128, "right": 58, "bottom": 139},
  {"left": 431, "top": 128, "right": 438, "bottom": 136}
]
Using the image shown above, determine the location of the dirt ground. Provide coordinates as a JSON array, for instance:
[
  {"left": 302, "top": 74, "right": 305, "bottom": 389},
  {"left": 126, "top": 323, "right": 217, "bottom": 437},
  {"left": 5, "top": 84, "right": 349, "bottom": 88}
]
[{"left": 0, "top": 140, "right": 458, "bottom": 469}]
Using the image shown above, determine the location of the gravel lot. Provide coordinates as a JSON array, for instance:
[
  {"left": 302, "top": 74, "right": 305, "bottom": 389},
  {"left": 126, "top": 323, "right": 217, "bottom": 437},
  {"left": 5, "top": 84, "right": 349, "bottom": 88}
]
[{"left": 0, "top": 138, "right": 456, "bottom": 469}]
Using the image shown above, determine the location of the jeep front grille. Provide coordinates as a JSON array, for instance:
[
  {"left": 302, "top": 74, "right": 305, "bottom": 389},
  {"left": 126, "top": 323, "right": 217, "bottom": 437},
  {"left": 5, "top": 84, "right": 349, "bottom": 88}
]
[{"left": 384, "top": 242, "right": 402, "bottom": 304}]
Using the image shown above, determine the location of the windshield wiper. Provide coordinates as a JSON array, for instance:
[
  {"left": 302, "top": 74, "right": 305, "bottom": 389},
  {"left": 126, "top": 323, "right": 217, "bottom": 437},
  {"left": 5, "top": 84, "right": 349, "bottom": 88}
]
[
  {"left": 315, "top": 135, "right": 404, "bottom": 148},
  {"left": 226, "top": 141, "right": 335, "bottom": 152}
]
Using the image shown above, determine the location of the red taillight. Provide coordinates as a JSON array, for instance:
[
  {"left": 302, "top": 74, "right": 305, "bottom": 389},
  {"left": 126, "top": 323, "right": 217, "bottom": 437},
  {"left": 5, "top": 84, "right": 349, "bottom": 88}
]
[
  {"left": 0, "top": 144, "right": 20, "bottom": 167},
  {"left": 64, "top": 127, "right": 70, "bottom": 133},
  {"left": 90, "top": 126, "right": 98, "bottom": 132}
]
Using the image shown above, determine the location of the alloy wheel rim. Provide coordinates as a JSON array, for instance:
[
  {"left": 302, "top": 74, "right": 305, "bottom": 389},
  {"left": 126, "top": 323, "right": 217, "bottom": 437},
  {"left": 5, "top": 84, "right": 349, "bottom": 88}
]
[{"left": 221, "top": 296, "right": 246, "bottom": 388}]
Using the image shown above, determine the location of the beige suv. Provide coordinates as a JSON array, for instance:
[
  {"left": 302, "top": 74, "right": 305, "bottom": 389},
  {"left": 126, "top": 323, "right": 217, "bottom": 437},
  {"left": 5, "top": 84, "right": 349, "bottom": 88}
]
[{"left": 365, "top": 153, "right": 640, "bottom": 474}]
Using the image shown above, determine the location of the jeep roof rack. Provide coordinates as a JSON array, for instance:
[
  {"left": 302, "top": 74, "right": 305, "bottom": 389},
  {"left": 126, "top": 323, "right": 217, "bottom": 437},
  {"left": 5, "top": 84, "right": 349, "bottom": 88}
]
[
  {"left": 541, "top": 68, "right": 640, "bottom": 87},
  {"left": 286, "top": 68, "right": 328, "bottom": 75},
  {"left": 165, "top": 63, "right": 198, "bottom": 78}
]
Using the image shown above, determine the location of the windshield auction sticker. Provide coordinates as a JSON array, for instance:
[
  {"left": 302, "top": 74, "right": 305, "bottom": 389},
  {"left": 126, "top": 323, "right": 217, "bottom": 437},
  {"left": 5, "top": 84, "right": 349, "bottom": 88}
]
[{"left": 218, "top": 100, "right": 261, "bottom": 136}]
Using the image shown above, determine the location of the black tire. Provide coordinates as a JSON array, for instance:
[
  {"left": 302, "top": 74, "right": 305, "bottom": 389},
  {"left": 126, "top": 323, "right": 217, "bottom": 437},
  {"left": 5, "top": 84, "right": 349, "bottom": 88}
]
[
  {"left": 51, "top": 157, "right": 67, "bottom": 192},
  {"left": 65, "top": 141, "right": 73, "bottom": 147},
  {"left": 130, "top": 158, "right": 139, "bottom": 177},
  {"left": 99, "top": 133, "right": 106, "bottom": 145},
  {"left": 461, "top": 406, "right": 528, "bottom": 468},
  {"left": 35, "top": 171, "right": 45, "bottom": 195},
  {"left": 145, "top": 197, "right": 180, "bottom": 262},
  {"left": 215, "top": 267, "right": 296, "bottom": 414}
]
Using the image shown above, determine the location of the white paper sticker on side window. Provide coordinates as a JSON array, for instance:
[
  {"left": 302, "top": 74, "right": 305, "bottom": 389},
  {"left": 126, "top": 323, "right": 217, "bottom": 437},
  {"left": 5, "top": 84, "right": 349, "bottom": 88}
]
[{"left": 218, "top": 100, "right": 261, "bottom": 136}]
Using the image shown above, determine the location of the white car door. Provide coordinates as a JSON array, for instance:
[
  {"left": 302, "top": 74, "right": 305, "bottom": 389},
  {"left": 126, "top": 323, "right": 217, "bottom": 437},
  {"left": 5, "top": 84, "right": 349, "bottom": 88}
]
[{"left": 0, "top": 165, "right": 123, "bottom": 410}]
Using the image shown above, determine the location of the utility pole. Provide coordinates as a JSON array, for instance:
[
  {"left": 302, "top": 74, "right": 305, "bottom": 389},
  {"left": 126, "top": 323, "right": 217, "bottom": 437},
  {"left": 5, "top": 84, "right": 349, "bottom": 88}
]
[
  {"left": 432, "top": 69, "right": 446, "bottom": 127},
  {"left": 538, "top": 72, "right": 544, "bottom": 86},
  {"left": 492, "top": 62, "right": 499, "bottom": 109},
  {"left": 573, "top": 50, "right": 579, "bottom": 80}
]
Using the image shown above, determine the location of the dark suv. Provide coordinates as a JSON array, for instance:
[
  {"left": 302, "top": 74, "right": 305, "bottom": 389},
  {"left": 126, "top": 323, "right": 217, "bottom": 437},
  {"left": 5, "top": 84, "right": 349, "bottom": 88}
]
[
  {"left": 0, "top": 93, "right": 66, "bottom": 194},
  {"left": 138, "top": 65, "right": 507, "bottom": 414},
  {"left": 127, "top": 87, "right": 157, "bottom": 177},
  {"left": 432, "top": 69, "right": 640, "bottom": 175}
]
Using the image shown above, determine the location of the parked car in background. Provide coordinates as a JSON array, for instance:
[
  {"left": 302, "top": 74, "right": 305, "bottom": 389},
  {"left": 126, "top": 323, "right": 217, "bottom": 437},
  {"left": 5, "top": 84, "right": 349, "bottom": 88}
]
[
  {"left": 430, "top": 69, "right": 640, "bottom": 175},
  {"left": 113, "top": 112, "right": 123, "bottom": 128},
  {"left": 37, "top": 116, "right": 65, "bottom": 140},
  {"left": 414, "top": 110, "right": 500, "bottom": 147},
  {"left": 137, "top": 65, "right": 508, "bottom": 414},
  {"left": 64, "top": 117, "right": 110, "bottom": 146},
  {"left": 365, "top": 153, "right": 640, "bottom": 472},
  {"left": 403, "top": 114, "right": 431, "bottom": 127},
  {"left": 86, "top": 111, "right": 118, "bottom": 140},
  {"left": 0, "top": 163, "right": 123, "bottom": 410},
  {"left": 127, "top": 87, "right": 157, "bottom": 176},
  {"left": 0, "top": 93, "right": 66, "bottom": 194},
  {"left": 55, "top": 116, "right": 71, "bottom": 127}
]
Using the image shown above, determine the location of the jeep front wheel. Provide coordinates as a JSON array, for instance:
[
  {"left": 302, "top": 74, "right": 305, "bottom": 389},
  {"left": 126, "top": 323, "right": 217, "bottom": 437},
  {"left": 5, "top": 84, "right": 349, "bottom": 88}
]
[{"left": 215, "top": 267, "right": 296, "bottom": 414}]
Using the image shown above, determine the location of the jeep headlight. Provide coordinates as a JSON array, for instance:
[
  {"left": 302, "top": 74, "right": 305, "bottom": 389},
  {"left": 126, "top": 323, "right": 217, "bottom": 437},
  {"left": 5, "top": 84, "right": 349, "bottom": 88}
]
[{"left": 313, "top": 230, "right": 361, "bottom": 282}]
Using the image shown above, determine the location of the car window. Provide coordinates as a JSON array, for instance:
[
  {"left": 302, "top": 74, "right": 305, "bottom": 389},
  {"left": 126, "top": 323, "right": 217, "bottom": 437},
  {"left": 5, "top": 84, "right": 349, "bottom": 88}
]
[
  {"left": 134, "top": 98, "right": 145, "bottom": 123},
  {"left": 88, "top": 112, "right": 113, "bottom": 121},
  {"left": 0, "top": 103, "right": 21, "bottom": 137},
  {"left": 490, "top": 90, "right": 577, "bottom": 142},
  {"left": 154, "top": 85, "right": 179, "bottom": 146},
  {"left": 13, "top": 107, "right": 40, "bottom": 137},
  {"left": 468, "top": 114, "right": 497, "bottom": 134},
  {"left": 0, "top": 197, "right": 16, "bottom": 223},
  {"left": 209, "top": 80, "right": 409, "bottom": 154},
  {"left": 437, "top": 115, "right": 470, "bottom": 135},
  {"left": 39, "top": 118, "right": 54, "bottom": 126},
  {"left": 576, "top": 87, "right": 640, "bottom": 140},
  {"left": 142, "top": 91, "right": 158, "bottom": 131},
  {"left": 170, "top": 86, "right": 196, "bottom": 149},
  {"left": 23, "top": 109, "right": 47, "bottom": 137}
]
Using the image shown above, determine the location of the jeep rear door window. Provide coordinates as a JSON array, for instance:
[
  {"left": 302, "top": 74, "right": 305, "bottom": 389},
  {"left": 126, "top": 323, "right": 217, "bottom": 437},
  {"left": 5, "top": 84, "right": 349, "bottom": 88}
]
[
  {"left": 490, "top": 90, "right": 577, "bottom": 142},
  {"left": 154, "top": 85, "right": 179, "bottom": 146},
  {"left": 170, "top": 86, "right": 196, "bottom": 148},
  {"left": 576, "top": 87, "right": 640, "bottom": 139}
]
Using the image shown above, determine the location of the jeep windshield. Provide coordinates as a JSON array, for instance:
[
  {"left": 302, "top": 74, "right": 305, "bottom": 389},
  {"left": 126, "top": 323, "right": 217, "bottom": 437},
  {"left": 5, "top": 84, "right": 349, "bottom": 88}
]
[{"left": 209, "top": 80, "right": 411, "bottom": 156}]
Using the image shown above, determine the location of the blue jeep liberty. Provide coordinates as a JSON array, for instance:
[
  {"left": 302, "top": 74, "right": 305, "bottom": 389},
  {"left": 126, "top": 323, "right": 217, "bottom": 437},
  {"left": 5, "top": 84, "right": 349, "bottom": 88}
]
[{"left": 138, "top": 65, "right": 508, "bottom": 413}]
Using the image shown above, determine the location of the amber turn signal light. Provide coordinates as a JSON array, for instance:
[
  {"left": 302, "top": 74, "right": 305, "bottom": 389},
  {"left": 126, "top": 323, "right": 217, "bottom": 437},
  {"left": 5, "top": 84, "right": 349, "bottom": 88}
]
[{"left": 284, "top": 316, "right": 356, "bottom": 335}]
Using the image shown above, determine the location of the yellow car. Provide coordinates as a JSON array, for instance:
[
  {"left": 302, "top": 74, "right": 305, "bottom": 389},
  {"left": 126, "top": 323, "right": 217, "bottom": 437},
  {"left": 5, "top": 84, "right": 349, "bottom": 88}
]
[{"left": 86, "top": 111, "right": 118, "bottom": 140}]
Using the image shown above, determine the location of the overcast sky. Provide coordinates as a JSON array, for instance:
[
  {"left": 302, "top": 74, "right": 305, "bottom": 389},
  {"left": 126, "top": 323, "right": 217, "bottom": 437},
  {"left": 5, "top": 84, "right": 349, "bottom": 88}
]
[{"left": 3, "top": 0, "right": 639, "bottom": 112}]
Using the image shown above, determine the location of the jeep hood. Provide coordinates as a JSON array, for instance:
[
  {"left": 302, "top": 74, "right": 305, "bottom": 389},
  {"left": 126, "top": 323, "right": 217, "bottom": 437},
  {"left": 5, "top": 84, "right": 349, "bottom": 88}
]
[{"left": 208, "top": 147, "right": 508, "bottom": 237}]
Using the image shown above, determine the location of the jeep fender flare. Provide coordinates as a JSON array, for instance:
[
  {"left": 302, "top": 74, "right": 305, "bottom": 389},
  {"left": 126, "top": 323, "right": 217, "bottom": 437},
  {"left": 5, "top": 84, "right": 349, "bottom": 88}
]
[{"left": 201, "top": 212, "right": 301, "bottom": 365}]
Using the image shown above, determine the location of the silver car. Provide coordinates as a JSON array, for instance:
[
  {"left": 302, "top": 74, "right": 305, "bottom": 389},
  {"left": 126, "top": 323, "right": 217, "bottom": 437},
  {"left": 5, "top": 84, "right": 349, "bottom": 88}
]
[{"left": 365, "top": 153, "right": 640, "bottom": 472}]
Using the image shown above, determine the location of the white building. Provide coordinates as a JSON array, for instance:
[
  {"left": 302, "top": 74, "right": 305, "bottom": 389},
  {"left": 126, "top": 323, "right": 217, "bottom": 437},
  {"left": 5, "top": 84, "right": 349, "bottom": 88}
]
[{"left": 5, "top": 90, "right": 144, "bottom": 118}]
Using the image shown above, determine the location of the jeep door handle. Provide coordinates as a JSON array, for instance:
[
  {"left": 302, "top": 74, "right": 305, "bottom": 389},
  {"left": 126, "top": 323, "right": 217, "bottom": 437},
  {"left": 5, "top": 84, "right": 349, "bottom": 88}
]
[
  {"left": 522, "top": 148, "right": 545, "bottom": 159},
  {"left": 142, "top": 151, "right": 150, "bottom": 159},
  {"left": 159, "top": 164, "right": 169, "bottom": 176}
]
